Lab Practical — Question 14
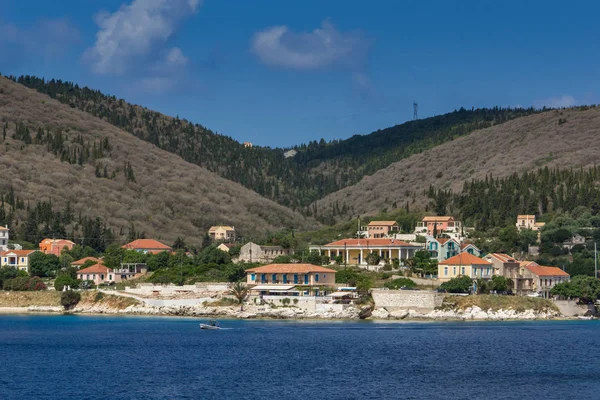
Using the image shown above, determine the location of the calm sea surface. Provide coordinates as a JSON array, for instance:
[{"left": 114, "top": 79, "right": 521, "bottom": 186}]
[{"left": 1, "top": 315, "right": 599, "bottom": 400}]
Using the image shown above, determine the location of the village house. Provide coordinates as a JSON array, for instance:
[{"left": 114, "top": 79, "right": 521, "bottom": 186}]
[
  {"left": 415, "top": 216, "right": 463, "bottom": 238},
  {"left": 438, "top": 253, "right": 493, "bottom": 283},
  {"left": 520, "top": 262, "right": 570, "bottom": 298},
  {"left": 0, "top": 250, "right": 37, "bottom": 273},
  {"left": 122, "top": 239, "right": 172, "bottom": 254},
  {"left": 217, "top": 243, "right": 236, "bottom": 253},
  {"left": 310, "top": 238, "right": 423, "bottom": 267},
  {"left": 483, "top": 253, "right": 523, "bottom": 293},
  {"left": 245, "top": 263, "right": 336, "bottom": 296},
  {"left": 77, "top": 264, "right": 113, "bottom": 286},
  {"left": 515, "top": 215, "right": 545, "bottom": 232},
  {"left": 208, "top": 226, "right": 236, "bottom": 242},
  {"left": 367, "top": 221, "right": 400, "bottom": 239},
  {"left": 460, "top": 243, "right": 481, "bottom": 257},
  {"left": 562, "top": 234, "right": 586, "bottom": 250},
  {"left": 0, "top": 225, "right": 9, "bottom": 251},
  {"left": 426, "top": 237, "right": 460, "bottom": 261},
  {"left": 71, "top": 257, "right": 103, "bottom": 269},
  {"left": 237, "top": 242, "right": 294, "bottom": 263},
  {"left": 243, "top": 141, "right": 253, "bottom": 148},
  {"left": 39, "top": 238, "right": 75, "bottom": 256}
]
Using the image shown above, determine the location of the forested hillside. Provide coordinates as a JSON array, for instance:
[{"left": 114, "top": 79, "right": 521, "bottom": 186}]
[
  {"left": 9, "top": 74, "right": 537, "bottom": 211},
  {"left": 0, "top": 76, "right": 314, "bottom": 247},
  {"left": 314, "top": 106, "right": 600, "bottom": 222}
]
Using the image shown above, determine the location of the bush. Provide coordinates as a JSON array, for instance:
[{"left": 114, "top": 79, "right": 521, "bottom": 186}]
[
  {"left": 79, "top": 280, "right": 96, "bottom": 290},
  {"left": 61, "top": 290, "right": 81, "bottom": 310},
  {"left": 54, "top": 275, "right": 79, "bottom": 291},
  {"left": 94, "top": 292, "right": 105, "bottom": 302},
  {"left": 281, "top": 297, "right": 291, "bottom": 306},
  {"left": 3, "top": 276, "right": 47, "bottom": 291},
  {"left": 440, "top": 276, "right": 473, "bottom": 293},
  {"left": 384, "top": 278, "right": 417, "bottom": 290}
]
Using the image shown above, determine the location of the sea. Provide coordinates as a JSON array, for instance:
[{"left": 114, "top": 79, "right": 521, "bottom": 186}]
[{"left": 0, "top": 315, "right": 599, "bottom": 400}]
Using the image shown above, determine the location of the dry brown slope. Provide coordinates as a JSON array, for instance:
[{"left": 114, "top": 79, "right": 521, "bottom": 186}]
[
  {"left": 0, "top": 76, "right": 316, "bottom": 244},
  {"left": 314, "top": 107, "right": 600, "bottom": 217}
]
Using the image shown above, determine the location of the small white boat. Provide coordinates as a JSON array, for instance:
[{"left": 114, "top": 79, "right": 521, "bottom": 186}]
[{"left": 200, "top": 320, "right": 221, "bottom": 330}]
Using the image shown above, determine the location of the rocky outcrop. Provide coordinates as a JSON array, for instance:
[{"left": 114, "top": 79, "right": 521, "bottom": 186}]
[{"left": 369, "top": 305, "right": 561, "bottom": 320}]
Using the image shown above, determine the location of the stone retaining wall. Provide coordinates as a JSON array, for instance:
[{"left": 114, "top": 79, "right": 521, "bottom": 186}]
[
  {"left": 371, "top": 289, "right": 445, "bottom": 312},
  {"left": 553, "top": 300, "right": 596, "bottom": 317}
]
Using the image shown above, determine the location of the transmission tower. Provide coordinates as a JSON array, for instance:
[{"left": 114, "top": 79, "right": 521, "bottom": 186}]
[{"left": 413, "top": 102, "right": 418, "bottom": 120}]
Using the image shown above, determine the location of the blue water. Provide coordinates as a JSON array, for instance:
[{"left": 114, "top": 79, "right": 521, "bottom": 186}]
[{"left": 1, "top": 316, "right": 599, "bottom": 400}]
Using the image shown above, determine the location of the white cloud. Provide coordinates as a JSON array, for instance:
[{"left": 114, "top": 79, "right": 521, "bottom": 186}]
[
  {"left": 84, "top": 0, "right": 200, "bottom": 76},
  {"left": 533, "top": 95, "right": 578, "bottom": 109},
  {"left": 251, "top": 20, "right": 367, "bottom": 70}
]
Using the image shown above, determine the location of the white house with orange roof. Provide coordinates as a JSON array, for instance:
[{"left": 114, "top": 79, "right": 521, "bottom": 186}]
[
  {"left": 366, "top": 221, "right": 400, "bottom": 239},
  {"left": 438, "top": 253, "right": 494, "bottom": 282},
  {"left": 122, "top": 239, "right": 172, "bottom": 254},
  {"left": 71, "top": 257, "right": 103, "bottom": 269},
  {"left": 0, "top": 249, "right": 38, "bottom": 273},
  {"left": 516, "top": 215, "right": 545, "bottom": 234},
  {"left": 77, "top": 264, "right": 114, "bottom": 285},
  {"left": 520, "top": 262, "right": 569, "bottom": 298},
  {"left": 415, "top": 216, "right": 463, "bottom": 237},
  {"left": 0, "top": 225, "right": 9, "bottom": 251},
  {"left": 309, "top": 238, "right": 423, "bottom": 268}
]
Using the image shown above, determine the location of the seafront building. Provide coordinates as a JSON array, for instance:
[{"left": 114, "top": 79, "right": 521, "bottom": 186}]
[
  {"left": 520, "top": 262, "right": 570, "bottom": 298},
  {"left": 309, "top": 238, "right": 423, "bottom": 268},
  {"left": 0, "top": 250, "right": 38, "bottom": 273},
  {"left": 438, "top": 253, "right": 493, "bottom": 282},
  {"left": 245, "top": 263, "right": 336, "bottom": 297}
]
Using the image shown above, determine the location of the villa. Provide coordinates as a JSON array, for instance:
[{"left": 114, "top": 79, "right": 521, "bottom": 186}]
[
  {"left": 521, "top": 262, "right": 570, "bottom": 298},
  {"left": 39, "top": 238, "right": 75, "bottom": 256},
  {"left": 237, "top": 242, "right": 294, "bottom": 263},
  {"left": 71, "top": 257, "right": 103, "bottom": 268},
  {"left": 0, "top": 249, "right": 37, "bottom": 273},
  {"left": 208, "top": 225, "right": 236, "bottom": 242},
  {"left": 415, "top": 216, "right": 462, "bottom": 237},
  {"left": 516, "top": 215, "right": 545, "bottom": 232},
  {"left": 483, "top": 253, "right": 523, "bottom": 293},
  {"left": 122, "top": 239, "right": 172, "bottom": 254},
  {"left": 77, "top": 264, "right": 114, "bottom": 285},
  {"left": 366, "top": 221, "right": 400, "bottom": 238},
  {"left": 245, "top": 263, "right": 336, "bottom": 296},
  {"left": 438, "top": 253, "right": 493, "bottom": 282},
  {"left": 309, "top": 238, "right": 423, "bottom": 267}
]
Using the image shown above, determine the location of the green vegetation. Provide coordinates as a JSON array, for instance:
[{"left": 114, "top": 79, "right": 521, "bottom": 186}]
[
  {"left": 0, "top": 266, "right": 28, "bottom": 288},
  {"left": 3, "top": 276, "right": 46, "bottom": 291},
  {"left": 229, "top": 282, "right": 249, "bottom": 304},
  {"left": 384, "top": 278, "right": 416, "bottom": 290},
  {"left": 9, "top": 75, "right": 539, "bottom": 217},
  {"left": 551, "top": 276, "right": 600, "bottom": 304},
  {"left": 440, "top": 276, "right": 473, "bottom": 293},
  {"left": 60, "top": 290, "right": 81, "bottom": 310},
  {"left": 442, "top": 294, "right": 558, "bottom": 313}
]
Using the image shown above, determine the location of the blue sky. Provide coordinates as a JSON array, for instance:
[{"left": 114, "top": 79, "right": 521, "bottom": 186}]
[{"left": 1, "top": 0, "right": 598, "bottom": 147}]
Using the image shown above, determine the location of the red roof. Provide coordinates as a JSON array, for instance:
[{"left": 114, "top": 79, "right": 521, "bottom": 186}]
[
  {"left": 122, "top": 239, "right": 172, "bottom": 250},
  {"left": 439, "top": 253, "right": 492, "bottom": 265},
  {"left": 422, "top": 216, "right": 454, "bottom": 222},
  {"left": 72, "top": 257, "right": 103, "bottom": 266},
  {"left": 525, "top": 264, "right": 570, "bottom": 277},
  {"left": 77, "top": 264, "right": 112, "bottom": 274},
  {"left": 488, "top": 253, "right": 517, "bottom": 263},
  {"left": 323, "top": 238, "right": 417, "bottom": 247},
  {"left": 367, "top": 221, "right": 398, "bottom": 226},
  {"left": 0, "top": 250, "right": 37, "bottom": 257},
  {"left": 246, "top": 264, "right": 336, "bottom": 274}
]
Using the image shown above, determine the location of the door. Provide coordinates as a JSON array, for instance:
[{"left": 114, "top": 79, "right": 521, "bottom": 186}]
[
  {"left": 294, "top": 274, "right": 298, "bottom": 284},
  {"left": 304, "top": 274, "right": 309, "bottom": 284}
]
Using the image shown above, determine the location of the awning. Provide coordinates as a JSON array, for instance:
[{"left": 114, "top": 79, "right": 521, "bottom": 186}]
[
  {"left": 338, "top": 287, "right": 356, "bottom": 291},
  {"left": 250, "top": 285, "right": 296, "bottom": 291},
  {"left": 329, "top": 291, "right": 352, "bottom": 297}
]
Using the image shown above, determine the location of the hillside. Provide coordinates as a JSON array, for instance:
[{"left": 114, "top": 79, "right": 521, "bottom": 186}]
[
  {"left": 0, "top": 76, "right": 315, "bottom": 247},
  {"left": 313, "top": 106, "right": 600, "bottom": 221},
  {"left": 9, "top": 75, "right": 537, "bottom": 211}
]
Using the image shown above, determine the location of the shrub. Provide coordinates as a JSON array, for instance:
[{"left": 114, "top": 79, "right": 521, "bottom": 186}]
[
  {"left": 54, "top": 275, "right": 78, "bottom": 291},
  {"left": 94, "top": 292, "right": 105, "bottom": 302},
  {"left": 440, "top": 276, "right": 473, "bottom": 293},
  {"left": 382, "top": 264, "right": 393, "bottom": 272},
  {"left": 384, "top": 278, "right": 417, "bottom": 290},
  {"left": 79, "top": 280, "right": 96, "bottom": 290},
  {"left": 281, "top": 297, "right": 291, "bottom": 306},
  {"left": 3, "top": 276, "right": 47, "bottom": 291},
  {"left": 61, "top": 290, "right": 81, "bottom": 310}
]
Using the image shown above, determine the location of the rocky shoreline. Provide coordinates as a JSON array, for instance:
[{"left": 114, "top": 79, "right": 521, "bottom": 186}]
[{"left": 17, "top": 303, "right": 573, "bottom": 321}]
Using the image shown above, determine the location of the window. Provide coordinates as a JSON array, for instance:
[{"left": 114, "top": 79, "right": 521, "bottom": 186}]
[
  {"left": 324, "top": 274, "right": 327, "bottom": 279},
  {"left": 251, "top": 273, "right": 255, "bottom": 281},
  {"left": 444, "top": 267, "right": 448, "bottom": 276},
  {"left": 315, "top": 274, "right": 319, "bottom": 282},
  {"left": 272, "top": 274, "right": 277, "bottom": 282},
  {"left": 21, "top": 258, "right": 25, "bottom": 262},
  {"left": 461, "top": 267, "right": 465, "bottom": 275},
  {"left": 261, "top": 274, "right": 266, "bottom": 283},
  {"left": 109, "top": 275, "right": 113, "bottom": 280},
  {"left": 453, "top": 267, "right": 456, "bottom": 275},
  {"left": 294, "top": 274, "right": 298, "bottom": 284}
]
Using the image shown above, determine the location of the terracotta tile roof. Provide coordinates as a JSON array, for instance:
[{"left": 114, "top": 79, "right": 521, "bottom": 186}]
[
  {"left": 422, "top": 216, "right": 454, "bottom": 222},
  {"left": 322, "top": 238, "right": 418, "bottom": 247},
  {"left": 488, "top": 253, "right": 517, "bottom": 263},
  {"left": 72, "top": 257, "right": 103, "bottom": 266},
  {"left": 77, "top": 264, "right": 112, "bottom": 274},
  {"left": 40, "top": 238, "right": 75, "bottom": 245},
  {"left": 0, "top": 250, "right": 37, "bottom": 257},
  {"left": 246, "top": 264, "right": 337, "bottom": 274},
  {"left": 461, "top": 243, "right": 478, "bottom": 250},
  {"left": 122, "top": 239, "right": 172, "bottom": 250},
  {"left": 519, "top": 261, "right": 538, "bottom": 267},
  {"left": 367, "top": 221, "right": 398, "bottom": 226},
  {"left": 439, "top": 253, "right": 492, "bottom": 266},
  {"left": 0, "top": 226, "right": 8, "bottom": 231},
  {"left": 525, "top": 265, "right": 569, "bottom": 277},
  {"left": 517, "top": 215, "right": 536, "bottom": 219}
]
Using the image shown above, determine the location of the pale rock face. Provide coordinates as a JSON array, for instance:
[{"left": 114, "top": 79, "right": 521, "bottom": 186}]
[
  {"left": 389, "top": 310, "right": 409, "bottom": 319},
  {"left": 370, "top": 308, "right": 390, "bottom": 319}
]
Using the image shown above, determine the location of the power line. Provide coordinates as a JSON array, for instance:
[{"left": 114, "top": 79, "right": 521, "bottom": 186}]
[{"left": 413, "top": 102, "right": 419, "bottom": 120}]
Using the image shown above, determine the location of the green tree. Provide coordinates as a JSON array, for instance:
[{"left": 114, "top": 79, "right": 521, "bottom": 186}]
[
  {"left": 551, "top": 275, "right": 600, "bottom": 303},
  {"left": 440, "top": 276, "right": 473, "bottom": 293},
  {"left": 366, "top": 252, "right": 381, "bottom": 266},
  {"left": 54, "top": 274, "right": 79, "bottom": 291},
  {"left": 29, "top": 252, "right": 61, "bottom": 277},
  {"left": 61, "top": 290, "right": 81, "bottom": 310},
  {"left": 384, "top": 278, "right": 416, "bottom": 289},
  {"left": 229, "top": 281, "right": 248, "bottom": 305}
]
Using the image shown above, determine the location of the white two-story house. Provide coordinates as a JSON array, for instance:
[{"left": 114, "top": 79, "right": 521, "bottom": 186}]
[
  {"left": 0, "top": 225, "right": 8, "bottom": 252},
  {"left": 0, "top": 250, "right": 37, "bottom": 273}
]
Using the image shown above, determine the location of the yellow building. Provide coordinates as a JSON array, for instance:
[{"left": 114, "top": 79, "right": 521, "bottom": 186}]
[
  {"left": 438, "top": 253, "right": 493, "bottom": 282},
  {"left": 309, "top": 238, "right": 423, "bottom": 267},
  {"left": 246, "top": 264, "right": 336, "bottom": 296},
  {"left": 0, "top": 250, "right": 38, "bottom": 273},
  {"left": 208, "top": 226, "right": 236, "bottom": 242}
]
